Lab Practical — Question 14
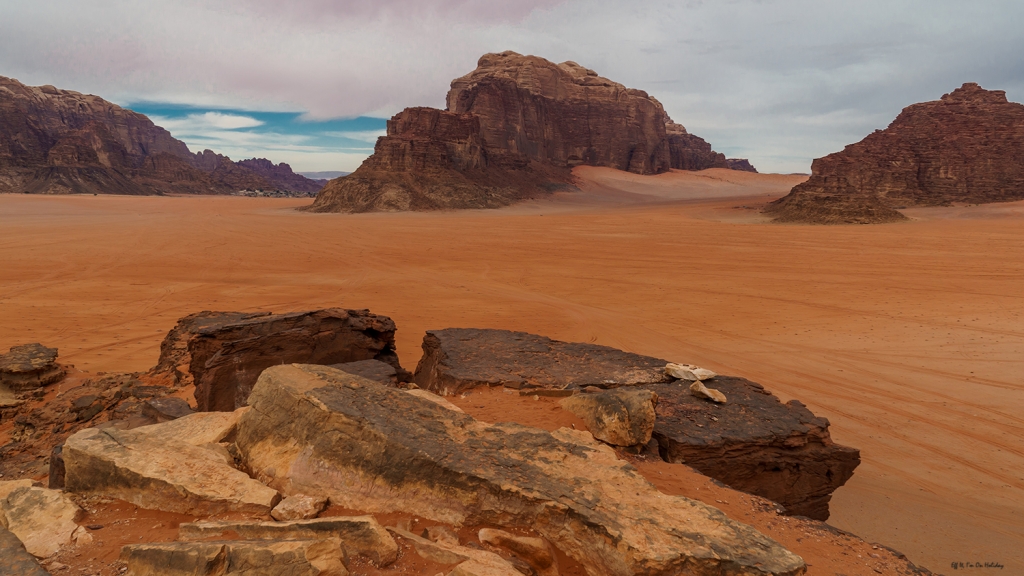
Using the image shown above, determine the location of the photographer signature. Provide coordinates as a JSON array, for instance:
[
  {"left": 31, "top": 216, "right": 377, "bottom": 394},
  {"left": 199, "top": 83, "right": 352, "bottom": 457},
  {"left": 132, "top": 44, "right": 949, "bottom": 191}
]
[{"left": 950, "top": 561, "right": 1004, "bottom": 570}]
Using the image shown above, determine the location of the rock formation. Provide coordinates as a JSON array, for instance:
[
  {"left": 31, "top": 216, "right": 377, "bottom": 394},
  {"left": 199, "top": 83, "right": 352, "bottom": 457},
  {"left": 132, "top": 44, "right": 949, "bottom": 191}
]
[
  {"left": 0, "top": 343, "right": 65, "bottom": 395},
  {"left": 236, "top": 363, "right": 807, "bottom": 575},
  {"left": 0, "top": 525, "right": 50, "bottom": 576},
  {"left": 413, "top": 328, "right": 672, "bottom": 394},
  {"left": 0, "top": 75, "right": 323, "bottom": 195},
  {"left": 766, "top": 83, "right": 1024, "bottom": 223},
  {"left": 308, "top": 51, "right": 737, "bottom": 213},
  {"left": 727, "top": 158, "right": 758, "bottom": 172},
  {"left": 559, "top": 389, "right": 658, "bottom": 447},
  {"left": 412, "top": 328, "right": 857, "bottom": 520},
  {"left": 148, "top": 309, "right": 407, "bottom": 411},
  {"left": 649, "top": 378, "right": 860, "bottom": 520}
]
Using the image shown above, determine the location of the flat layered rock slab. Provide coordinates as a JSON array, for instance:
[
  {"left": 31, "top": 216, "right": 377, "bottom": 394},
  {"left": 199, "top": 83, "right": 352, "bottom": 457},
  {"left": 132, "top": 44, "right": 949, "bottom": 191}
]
[
  {"left": 149, "top": 309, "right": 407, "bottom": 411},
  {"left": 648, "top": 378, "right": 860, "bottom": 520},
  {"left": 0, "top": 485, "right": 83, "bottom": 558},
  {"left": 64, "top": 412, "right": 279, "bottom": 515},
  {"left": 178, "top": 516, "right": 398, "bottom": 567},
  {"left": 0, "top": 343, "right": 65, "bottom": 393},
  {"left": 237, "top": 364, "right": 805, "bottom": 576},
  {"left": 413, "top": 328, "right": 671, "bottom": 395},
  {"left": 121, "top": 539, "right": 348, "bottom": 576}
]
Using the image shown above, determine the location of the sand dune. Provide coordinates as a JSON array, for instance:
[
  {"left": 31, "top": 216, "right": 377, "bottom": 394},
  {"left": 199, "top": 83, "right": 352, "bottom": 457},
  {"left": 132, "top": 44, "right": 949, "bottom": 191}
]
[{"left": 1, "top": 171, "right": 1022, "bottom": 573}]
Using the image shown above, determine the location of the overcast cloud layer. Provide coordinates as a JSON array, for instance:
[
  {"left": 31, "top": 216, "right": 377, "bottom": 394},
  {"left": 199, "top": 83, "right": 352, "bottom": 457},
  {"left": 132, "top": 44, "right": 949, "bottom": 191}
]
[{"left": 2, "top": 0, "right": 1022, "bottom": 173}]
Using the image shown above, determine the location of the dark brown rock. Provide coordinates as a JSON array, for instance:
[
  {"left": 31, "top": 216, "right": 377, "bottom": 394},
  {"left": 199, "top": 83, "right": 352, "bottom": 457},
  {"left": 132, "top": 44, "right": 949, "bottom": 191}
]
[
  {"left": 120, "top": 539, "right": 348, "bottom": 576},
  {"left": 142, "top": 397, "right": 194, "bottom": 423},
  {"left": 329, "top": 359, "right": 398, "bottom": 385},
  {"left": 48, "top": 444, "right": 65, "bottom": 490},
  {"left": 648, "top": 378, "right": 860, "bottom": 520},
  {"left": 148, "top": 309, "right": 407, "bottom": 411},
  {"left": 727, "top": 158, "right": 758, "bottom": 172},
  {"left": 0, "top": 344, "right": 65, "bottom": 393},
  {"left": 0, "top": 526, "right": 51, "bottom": 576},
  {"left": 412, "top": 328, "right": 671, "bottom": 395},
  {"left": 0, "top": 75, "right": 323, "bottom": 195},
  {"left": 766, "top": 83, "right": 1024, "bottom": 223},
  {"left": 236, "top": 364, "right": 806, "bottom": 576},
  {"left": 307, "top": 51, "right": 732, "bottom": 213}
]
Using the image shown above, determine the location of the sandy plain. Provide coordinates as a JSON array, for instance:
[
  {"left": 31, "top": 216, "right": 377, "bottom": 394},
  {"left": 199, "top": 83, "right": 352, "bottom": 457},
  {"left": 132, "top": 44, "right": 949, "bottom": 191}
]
[{"left": 1, "top": 167, "right": 1022, "bottom": 574}]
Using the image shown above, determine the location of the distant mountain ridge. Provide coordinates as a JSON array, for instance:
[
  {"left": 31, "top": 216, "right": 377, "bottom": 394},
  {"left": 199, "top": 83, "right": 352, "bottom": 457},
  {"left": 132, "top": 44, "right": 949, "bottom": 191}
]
[{"left": 0, "top": 75, "right": 323, "bottom": 195}]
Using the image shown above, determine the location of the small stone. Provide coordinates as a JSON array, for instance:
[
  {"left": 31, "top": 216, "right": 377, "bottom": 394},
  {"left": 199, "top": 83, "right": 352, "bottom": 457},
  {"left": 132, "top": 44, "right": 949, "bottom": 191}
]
[
  {"left": 424, "top": 525, "right": 460, "bottom": 547},
  {"left": 71, "top": 526, "right": 93, "bottom": 546},
  {"left": 689, "top": 381, "right": 727, "bottom": 403},
  {"left": 665, "top": 363, "right": 717, "bottom": 381},
  {"left": 270, "top": 494, "right": 328, "bottom": 521}
]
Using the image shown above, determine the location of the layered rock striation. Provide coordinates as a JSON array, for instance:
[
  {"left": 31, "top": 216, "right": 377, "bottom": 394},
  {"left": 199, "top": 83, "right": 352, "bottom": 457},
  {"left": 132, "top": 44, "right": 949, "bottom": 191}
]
[
  {"left": 767, "top": 83, "right": 1024, "bottom": 223},
  {"left": 308, "top": 51, "right": 735, "bottom": 212},
  {"left": 0, "top": 76, "right": 322, "bottom": 195}
]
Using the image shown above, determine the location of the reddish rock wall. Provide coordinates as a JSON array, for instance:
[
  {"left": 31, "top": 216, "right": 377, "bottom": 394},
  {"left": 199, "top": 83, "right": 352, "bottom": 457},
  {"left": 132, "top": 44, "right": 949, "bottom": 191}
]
[{"left": 767, "top": 83, "right": 1024, "bottom": 223}]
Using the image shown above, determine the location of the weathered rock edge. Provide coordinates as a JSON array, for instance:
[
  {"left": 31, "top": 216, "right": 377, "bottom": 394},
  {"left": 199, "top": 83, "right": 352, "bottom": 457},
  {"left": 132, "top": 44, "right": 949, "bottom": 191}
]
[
  {"left": 149, "top": 308, "right": 406, "bottom": 411},
  {"left": 236, "top": 364, "right": 806, "bottom": 576}
]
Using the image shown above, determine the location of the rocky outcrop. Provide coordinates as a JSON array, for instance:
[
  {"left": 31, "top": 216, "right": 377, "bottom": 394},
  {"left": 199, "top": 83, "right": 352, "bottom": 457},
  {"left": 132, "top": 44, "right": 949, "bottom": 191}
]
[
  {"left": 727, "top": 158, "right": 758, "bottom": 172},
  {"left": 649, "top": 378, "right": 860, "bottom": 520},
  {"left": 63, "top": 410, "right": 281, "bottom": 515},
  {"left": 766, "top": 83, "right": 1024, "bottom": 223},
  {"left": 149, "top": 309, "right": 406, "bottom": 411},
  {"left": 412, "top": 328, "right": 672, "bottom": 395},
  {"left": 0, "top": 75, "right": 323, "bottom": 195},
  {"left": 270, "top": 495, "right": 328, "bottom": 521},
  {"left": 235, "top": 364, "right": 806, "bottom": 576},
  {"left": 121, "top": 539, "right": 348, "bottom": 576},
  {"left": 0, "top": 344, "right": 65, "bottom": 394},
  {"left": 478, "top": 528, "right": 558, "bottom": 576},
  {"left": 0, "top": 525, "right": 51, "bottom": 575},
  {"left": 389, "top": 526, "right": 522, "bottom": 576},
  {"left": 308, "top": 51, "right": 737, "bottom": 213},
  {"left": 559, "top": 389, "right": 658, "bottom": 447}
]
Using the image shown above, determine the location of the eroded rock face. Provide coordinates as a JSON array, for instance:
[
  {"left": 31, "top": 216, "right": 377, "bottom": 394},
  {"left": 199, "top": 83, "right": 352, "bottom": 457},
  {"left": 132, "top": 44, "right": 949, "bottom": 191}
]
[
  {"left": 63, "top": 410, "right": 280, "bottom": 515},
  {"left": 307, "top": 51, "right": 737, "bottom": 213},
  {"left": 0, "top": 343, "right": 65, "bottom": 393},
  {"left": 0, "top": 75, "right": 323, "bottom": 195},
  {"left": 559, "top": 389, "right": 658, "bottom": 447},
  {"left": 766, "top": 83, "right": 1024, "bottom": 224},
  {"left": 178, "top": 517, "right": 398, "bottom": 567},
  {"left": 413, "top": 328, "right": 671, "bottom": 395},
  {"left": 121, "top": 539, "right": 348, "bottom": 576},
  {"left": 149, "top": 309, "right": 405, "bottom": 411},
  {"left": 236, "top": 364, "right": 806, "bottom": 576},
  {"left": 649, "top": 378, "right": 860, "bottom": 520}
]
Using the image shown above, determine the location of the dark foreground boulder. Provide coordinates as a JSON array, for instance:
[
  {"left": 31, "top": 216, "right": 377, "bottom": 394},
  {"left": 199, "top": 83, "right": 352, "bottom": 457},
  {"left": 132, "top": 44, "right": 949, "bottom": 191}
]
[
  {"left": 150, "top": 309, "right": 407, "bottom": 411},
  {"left": 649, "top": 378, "right": 860, "bottom": 520},
  {"left": 413, "top": 328, "right": 671, "bottom": 395},
  {"left": 236, "top": 364, "right": 806, "bottom": 576},
  {"left": 0, "top": 526, "right": 50, "bottom": 576}
]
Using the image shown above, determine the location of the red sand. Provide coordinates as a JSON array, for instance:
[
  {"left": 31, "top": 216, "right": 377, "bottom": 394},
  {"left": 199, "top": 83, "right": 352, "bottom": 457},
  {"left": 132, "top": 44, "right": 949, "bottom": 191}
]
[{"left": 1, "top": 168, "right": 1022, "bottom": 573}]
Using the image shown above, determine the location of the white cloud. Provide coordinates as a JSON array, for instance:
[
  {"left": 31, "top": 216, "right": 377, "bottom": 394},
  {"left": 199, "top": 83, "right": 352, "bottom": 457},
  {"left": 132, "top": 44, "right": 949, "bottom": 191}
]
[
  {"left": 321, "top": 130, "right": 387, "bottom": 143},
  {"left": 152, "top": 112, "right": 264, "bottom": 134}
]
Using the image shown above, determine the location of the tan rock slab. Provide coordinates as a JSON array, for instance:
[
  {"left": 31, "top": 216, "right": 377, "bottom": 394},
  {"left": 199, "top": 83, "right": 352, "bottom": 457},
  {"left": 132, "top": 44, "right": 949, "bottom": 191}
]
[
  {"left": 236, "top": 364, "right": 805, "bottom": 576},
  {"left": 122, "top": 538, "right": 348, "bottom": 576},
  {"left": 64, "top": 424, "right": 279, "bottom": 515},
  {"left": 690, "top": 380, "right": 728, "bottom": 403},
  {"left": 271, "top": 494, "right": 328, "bottom": 521},
  {"left": 0, "top": 485, "right": 83, "bottom": 558},
  {"left": 559, "top": 389, "right": 657, "bottom": 446},
  {"left": 178, "top": 516, "right": 398, "bottom": 567}
]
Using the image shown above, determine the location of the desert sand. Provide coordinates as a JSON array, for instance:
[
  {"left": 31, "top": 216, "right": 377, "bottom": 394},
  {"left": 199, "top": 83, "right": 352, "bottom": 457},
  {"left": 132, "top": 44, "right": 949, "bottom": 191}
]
[{"left": 1, "top": 168, "right": 1022, "bottom": 573}]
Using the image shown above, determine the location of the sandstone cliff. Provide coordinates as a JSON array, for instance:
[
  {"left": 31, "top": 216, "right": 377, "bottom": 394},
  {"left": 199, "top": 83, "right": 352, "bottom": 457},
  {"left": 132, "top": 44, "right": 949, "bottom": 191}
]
[
  {"left": 308, "top": 51, "right": 734, "bottom": 213},
  {"left": 0, "top": 76, "right": 323, "bottom": 195},
  {"left": 766, "top": 83, "right": 1024, "bottom": 223}
]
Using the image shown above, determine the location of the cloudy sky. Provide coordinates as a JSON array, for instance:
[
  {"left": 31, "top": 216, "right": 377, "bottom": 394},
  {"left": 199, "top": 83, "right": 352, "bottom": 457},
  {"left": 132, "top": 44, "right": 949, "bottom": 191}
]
[{"left": 2, "top": 0, "right": 1022, "bottom": 173}]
